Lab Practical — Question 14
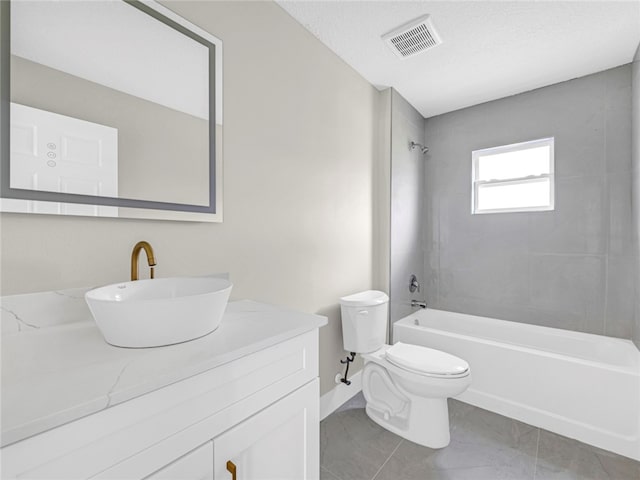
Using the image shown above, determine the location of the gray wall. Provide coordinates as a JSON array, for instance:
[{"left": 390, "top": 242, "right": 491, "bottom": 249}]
[
  {"left": 390, "top": 90, "right": 426, "bottom": 330},
  {"left": 423, "top": 65, "right": 634, "bottom": 338},
  {"left": 633, "top": 44, "right": 640, "bottom": 348}
]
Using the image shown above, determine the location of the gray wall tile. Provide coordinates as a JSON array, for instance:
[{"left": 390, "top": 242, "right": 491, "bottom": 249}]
[
  {"left": 529, "top": 176, "right": 606, "bottom": 256},
  {"left": 440, "top": 253, "right": 530, "bottom": 306},
  {"left": 608, "top": 172, "right": 633, "bottom": 256},
  {"left": 634, "top": 252, "right": 640, "bottom": 347},
  {"left": 529, "top": 254, "right": 606, "bottom": 334},
  {"left": 423, "top": 66, "right": 634, "bottom": 338},
  {"left": 517, "top": 307, "right": 586, "bottom": 332},
  {"left": 537, "top": 73, "right": 605, "bottom": 179},
  {"left": 389, "top": 90, "right": 426, "bottom": 331},
  {"left": 632, "top": 46, "right": 640, "bottom": 348},
  {"left": 605, "top": 71, "right": 633, "bottom": 174},
  {"left": 605, "top": 255, "right": 635, "bottom": 338}
]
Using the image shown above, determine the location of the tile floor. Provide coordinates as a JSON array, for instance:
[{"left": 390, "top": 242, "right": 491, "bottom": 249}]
[{"left": 320, "top": 393, "right": 640, "bottom": 480}]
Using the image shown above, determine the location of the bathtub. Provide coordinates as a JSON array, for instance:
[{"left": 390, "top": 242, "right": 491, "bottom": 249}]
[{"left": 393, "top": 309, "right": 640, "bottom": 461}]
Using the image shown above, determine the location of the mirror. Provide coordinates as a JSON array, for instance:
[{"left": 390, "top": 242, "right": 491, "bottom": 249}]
[{"left": 0, "top": 0, "right": 223, "bottom": 222}]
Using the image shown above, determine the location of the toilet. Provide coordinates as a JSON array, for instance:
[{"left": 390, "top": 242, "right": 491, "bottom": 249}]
[{"left": 340, "top": 290, "right": 471, "bottom": 448}]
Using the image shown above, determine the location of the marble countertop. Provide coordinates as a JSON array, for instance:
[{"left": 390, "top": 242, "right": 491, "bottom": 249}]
[{"left": 1, "top": 292, "right": 327, "bottom": 447}]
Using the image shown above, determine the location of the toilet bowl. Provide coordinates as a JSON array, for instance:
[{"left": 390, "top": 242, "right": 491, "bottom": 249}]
[
  {"left": 339, "top": 291, "right": 471, "bottom": 449},
  {"left": 362, "top": 343, "right": 470, "bottom": 448}
]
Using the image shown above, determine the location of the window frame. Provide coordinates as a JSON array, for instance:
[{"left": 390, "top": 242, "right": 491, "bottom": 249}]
[{"left": 471, "top": 137, "right": 555, "bottom": 215}]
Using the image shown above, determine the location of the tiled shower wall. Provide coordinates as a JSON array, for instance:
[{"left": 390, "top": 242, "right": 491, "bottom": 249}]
[
  {"left": 389, "top": 90, "right": 425, "bottom": 328},
  {"left": 423, "top": 65, "right": 634, "bottom": 338},
  {"left": 633, "top": 45, "right": 640, "bottom": 348}
]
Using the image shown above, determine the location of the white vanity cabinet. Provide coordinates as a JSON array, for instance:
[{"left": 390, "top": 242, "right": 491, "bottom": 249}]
[
  {"left": 144, "top": 380, "right": 318, "bottom": 480},
  {"left": 1, "top": 328, "right": 321, "bottom": 480}
]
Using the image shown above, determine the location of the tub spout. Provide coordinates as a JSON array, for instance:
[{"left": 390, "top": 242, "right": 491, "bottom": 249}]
[{"left": 411, "top": 299, "right": 427, "bottom": 309}]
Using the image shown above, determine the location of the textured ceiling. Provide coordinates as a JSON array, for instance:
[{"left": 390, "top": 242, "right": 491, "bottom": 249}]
[{"left": 276, "top": 1, "right": 640, "bottom": 118}]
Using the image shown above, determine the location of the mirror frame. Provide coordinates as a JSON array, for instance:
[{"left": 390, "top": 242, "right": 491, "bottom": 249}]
[{"left": 0, "top": 0, "right": 223, "bottom": 222}]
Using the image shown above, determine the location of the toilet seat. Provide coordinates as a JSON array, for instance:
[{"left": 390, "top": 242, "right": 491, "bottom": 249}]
[{"left": 385, "top": 342, "right": 469, "bottom": 378}]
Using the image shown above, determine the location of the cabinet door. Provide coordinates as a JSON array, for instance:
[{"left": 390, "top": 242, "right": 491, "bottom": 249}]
[
  {"left": 146, "top": 441, "right": 213, "bottom": 480},
  {"left": 213, "top": 379, "right": 319, "bottom": 480}
]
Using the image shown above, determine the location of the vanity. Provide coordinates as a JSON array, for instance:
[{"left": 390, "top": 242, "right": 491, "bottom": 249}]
[{"left": 1, "top": 291, "right": 327, "bottom": 479}]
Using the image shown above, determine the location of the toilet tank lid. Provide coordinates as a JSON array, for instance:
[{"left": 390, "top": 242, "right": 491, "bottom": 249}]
[
  {"left": 386, "top": 342, "right": 469, "bottom": 376},
  {"left": 339, "top": 290, "right": 389, "bottom": 307}
]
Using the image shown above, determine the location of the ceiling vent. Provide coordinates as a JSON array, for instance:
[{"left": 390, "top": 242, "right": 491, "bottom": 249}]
[{"left": 382, "top": 15, "right": 442, "bottom": 59}]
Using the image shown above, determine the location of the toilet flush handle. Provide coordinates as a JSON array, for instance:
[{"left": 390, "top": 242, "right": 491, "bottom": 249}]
[{"left": 358, "top": 310, "right": 368, "bottom": 316}]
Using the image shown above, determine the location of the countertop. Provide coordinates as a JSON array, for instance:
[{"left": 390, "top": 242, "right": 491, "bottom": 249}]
[{"left": 1, "top": 295, "right": 327, "bottom": 447}]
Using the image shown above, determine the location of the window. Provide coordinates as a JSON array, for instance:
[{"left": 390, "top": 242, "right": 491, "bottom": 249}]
[{"left": 472, "top": 137, "right": 554, "bottom": 214}]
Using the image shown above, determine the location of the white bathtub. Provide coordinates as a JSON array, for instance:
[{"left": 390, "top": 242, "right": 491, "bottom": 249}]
[{"left": 393, "top": 309, "right": 640, "bottom": 461}]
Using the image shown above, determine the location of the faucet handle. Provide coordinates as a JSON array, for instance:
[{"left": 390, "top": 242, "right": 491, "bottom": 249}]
[{"left": 409, "top": 274, "right": 421, "bottom": 293}]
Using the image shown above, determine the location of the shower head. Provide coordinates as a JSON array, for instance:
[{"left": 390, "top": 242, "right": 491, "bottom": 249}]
[{"left": 409, "top": 141, "right": 429, "bottom": 155}]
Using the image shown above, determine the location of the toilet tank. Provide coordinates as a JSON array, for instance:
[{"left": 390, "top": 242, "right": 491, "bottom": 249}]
[{"left": 339, "top": 290, "right": 389, "bottom": 353}]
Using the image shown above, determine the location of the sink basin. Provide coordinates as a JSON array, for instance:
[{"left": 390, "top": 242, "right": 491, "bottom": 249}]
[{"left": 85, "top": 277, "right": 233, "bottom": 348}]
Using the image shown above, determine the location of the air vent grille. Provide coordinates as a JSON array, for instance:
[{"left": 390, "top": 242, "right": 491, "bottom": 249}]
[{"left": 382, "top": 15, "right": 442, "bottom": 59}]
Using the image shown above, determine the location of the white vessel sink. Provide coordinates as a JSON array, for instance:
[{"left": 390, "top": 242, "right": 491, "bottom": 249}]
[{"left": 85, "top": 277, "right": 233, "bottom": 348}]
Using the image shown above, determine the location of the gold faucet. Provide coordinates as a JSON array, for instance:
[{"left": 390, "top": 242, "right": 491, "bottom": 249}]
[{"left": 131, "top": 241, "right": 156, "bottom": 281}]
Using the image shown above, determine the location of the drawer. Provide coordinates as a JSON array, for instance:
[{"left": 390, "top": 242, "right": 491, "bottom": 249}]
[{"left": 145, "top": 441, "right": 213, "bottom": 480}]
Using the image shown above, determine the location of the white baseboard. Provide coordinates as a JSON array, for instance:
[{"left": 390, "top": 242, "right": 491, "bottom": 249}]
[{"left": 320, "top": 370, "right": 362, "bottom": 421}]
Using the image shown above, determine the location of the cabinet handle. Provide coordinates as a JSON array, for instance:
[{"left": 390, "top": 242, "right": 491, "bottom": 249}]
[{"left": 226, "top": 460, "right": 237, "bottom": 480}]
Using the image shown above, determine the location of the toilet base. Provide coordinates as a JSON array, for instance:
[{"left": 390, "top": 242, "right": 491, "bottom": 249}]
[{"left": 365, "top": 396, "right": 451, "bottom": 448}]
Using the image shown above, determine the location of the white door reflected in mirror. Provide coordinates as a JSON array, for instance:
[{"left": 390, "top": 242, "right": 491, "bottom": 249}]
[{"left": 9, "top": 103, "right": 118, "bottom": 216}]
